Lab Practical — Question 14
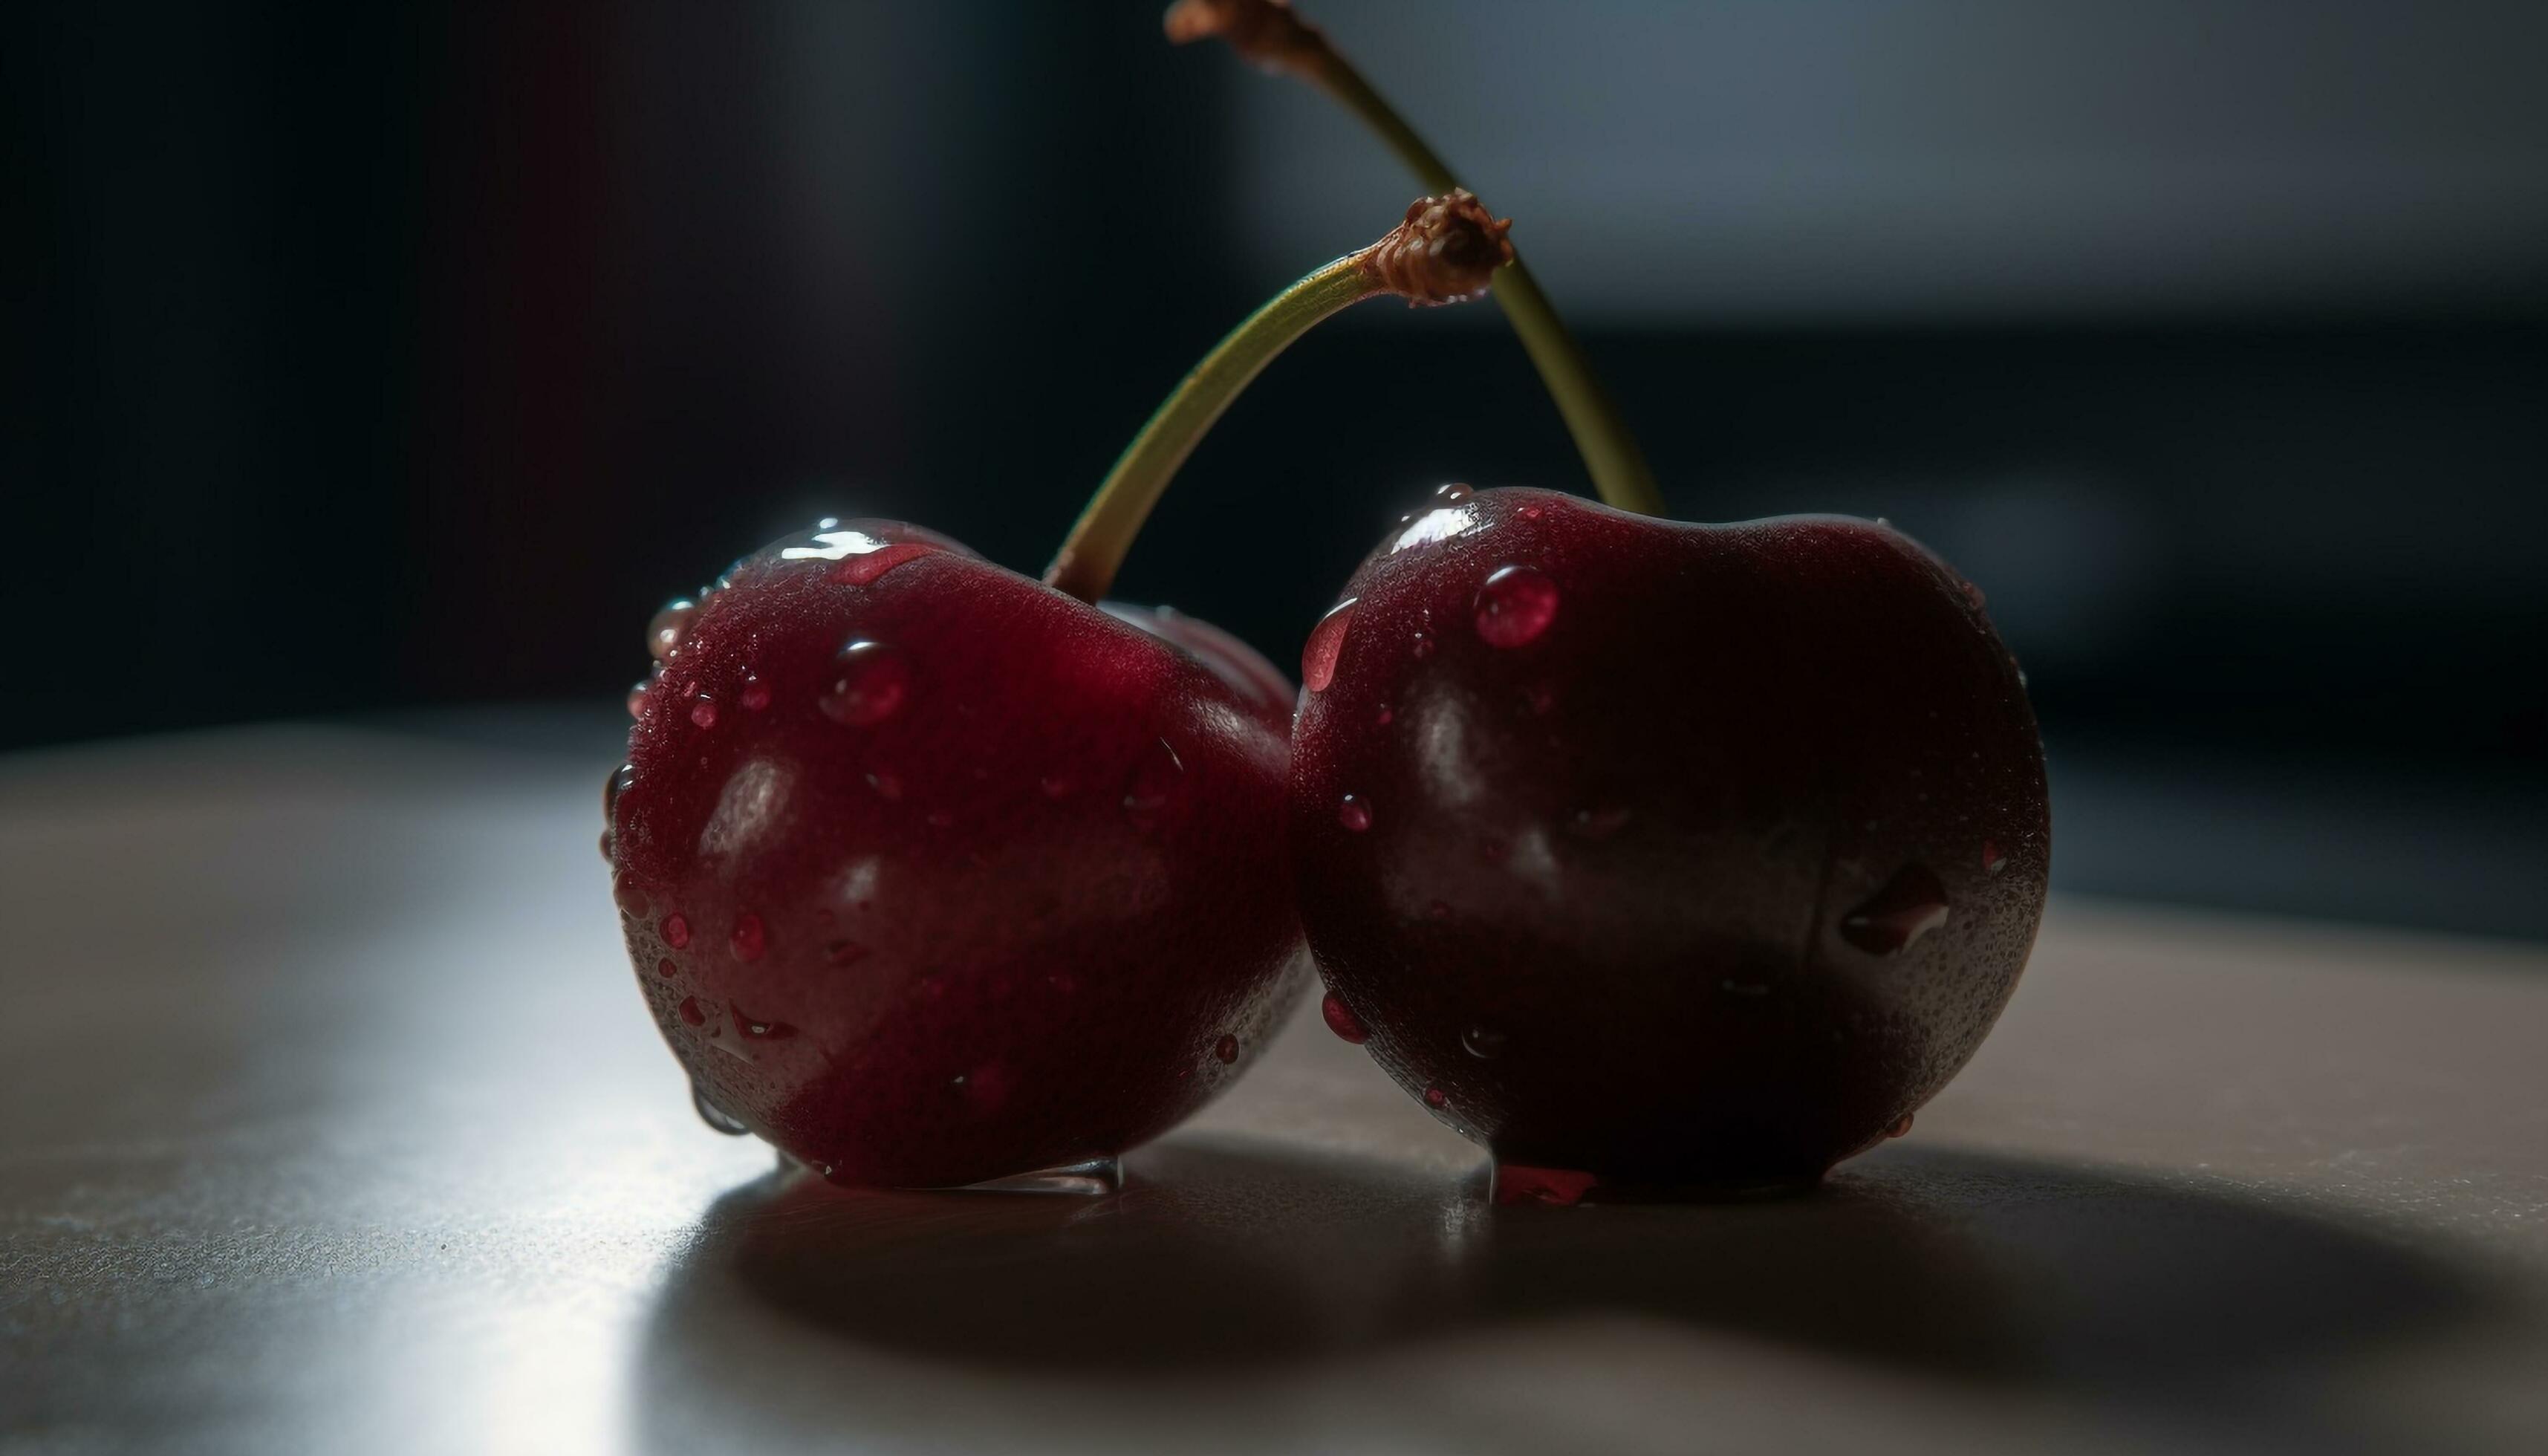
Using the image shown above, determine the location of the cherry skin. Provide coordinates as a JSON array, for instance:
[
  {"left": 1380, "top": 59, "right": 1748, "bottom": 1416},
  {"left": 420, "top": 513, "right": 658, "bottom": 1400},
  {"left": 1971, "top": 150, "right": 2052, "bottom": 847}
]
[
  {"left": 608, "top": 518, "right": 1307, "bottom": 1188},
  {"left": 1290, "top": 487, "right": 2050, "bottom": 1195}
]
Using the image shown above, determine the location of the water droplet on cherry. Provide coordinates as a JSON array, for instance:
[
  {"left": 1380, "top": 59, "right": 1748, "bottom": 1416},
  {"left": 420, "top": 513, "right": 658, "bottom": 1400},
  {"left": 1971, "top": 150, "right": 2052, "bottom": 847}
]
[
  {"left": 654, "top": 958, "right": 677, "bottom": 978},
  {"left": 1434, "top": 481, "right": 1474, "bottom": 503},
  {"left": 1495, "top": 1164, "right": 1596, "bottom": 1206},
  {"left": 1475, "top": 565, "right": 1559, "bottom": 648},
  {"left": 689, "top": 694, "right": 718, "bottom": 729},
  {"left": 660, "top": 913, "right": 692, "bottom": 949},
  {"left": 677, "top": 995, "right": 707, "bottom": 1027},
  {"left": 1889, "top": 1113, "right": 1915, "bottom": 1138},
  {"left": 1423, "top": 1085, "right": 1449, "bottom": 1109},
  {"left": 625, "top": 680, "right": 649, "bottom": 718},
  {"left": 1374, "top": 706, "right": 1394, "bottom": 727},
  {"left": 611, "top": 874, "right": 648, "bottom": 917},
  {"left": 730, "top": 911, "right": 766, "bottom": 961},
  {"left": 739, "top": 675, "right": 771, "bottom": 712},
  {"left": 1462, "top": 1025, "right": 1507, "bottom": 1059},
  {"left": 819, "top": 640, "right": 909, "bottom": 727},
  {"left": 1121, "top": 738, "right": 1185, "bottom": 824},
  {"left": 647, "top": 599, "right": 698, "bottom": 660},
  {"left": 1982, "top": 840, "right": 2006, "bottom": 875},
  {"left": 605, "top": 763, "right": 633, "bottom": 818},
  {"left": 692, "top": 1085, "right": 749, "bottom": 1135},
  {"left": 1839, "top": 864, "right": 1950, "bottom": 955},
  {"left": 1321, "top": 992, "right": 1368, "bottom": 1044},
  {"left": 1214, "top": 1034, "right": 1239, "bottom": 1065},
  {"left": 1301, "top": 598, "right": 1356, "bottom": 692},
  {"left": 1411, "top": 631, "right": 1435, "bottom": 660},
  {"left": 732, "top": 1002, "right": 795, "bottom": 1040},
  {"left": 1338, "top": 794, "right": 1372, "bottom": 832}
]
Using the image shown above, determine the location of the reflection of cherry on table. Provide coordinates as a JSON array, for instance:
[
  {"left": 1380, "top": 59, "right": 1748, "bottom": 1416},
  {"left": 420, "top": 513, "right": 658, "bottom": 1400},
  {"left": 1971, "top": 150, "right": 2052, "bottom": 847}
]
[{"left": 4, "top": 721, "right": 2543, "bottom": 1455}]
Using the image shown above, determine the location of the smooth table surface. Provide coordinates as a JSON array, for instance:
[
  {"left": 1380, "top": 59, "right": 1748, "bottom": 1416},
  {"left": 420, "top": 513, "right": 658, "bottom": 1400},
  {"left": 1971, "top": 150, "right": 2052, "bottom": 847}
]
[{"left": 3, "top": 723, "right": 2545, "bottom": 1455}]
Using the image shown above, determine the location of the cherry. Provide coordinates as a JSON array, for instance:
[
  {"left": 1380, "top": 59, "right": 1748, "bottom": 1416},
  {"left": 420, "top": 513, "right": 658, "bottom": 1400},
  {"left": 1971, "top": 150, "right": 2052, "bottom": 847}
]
[
  {"left": 608, "top": 519, "right": 1303, "bottom": 1189},
  {"left": 607, "top": 194, "right": 1511, "bottom": 1189},
  {"left": 1187, "top": 4, "right": 2049, "bottom": 1192},
  {"left": 1290, "top": 490, "right": 2048, "bottom": 1194}
]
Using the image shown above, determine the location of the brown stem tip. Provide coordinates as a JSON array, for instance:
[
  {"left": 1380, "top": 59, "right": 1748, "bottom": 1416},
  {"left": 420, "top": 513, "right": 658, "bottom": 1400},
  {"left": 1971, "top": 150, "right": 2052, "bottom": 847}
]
[
  {"left": 1163, "top": 0, "right": 1329, "bottom": 79},
  {"left": 1357, "top": 190, "right": 1515, "bottom": 307}
]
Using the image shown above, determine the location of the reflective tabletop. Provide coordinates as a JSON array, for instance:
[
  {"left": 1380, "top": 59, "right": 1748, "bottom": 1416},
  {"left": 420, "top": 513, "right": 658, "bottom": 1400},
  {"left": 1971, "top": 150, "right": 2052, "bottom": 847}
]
[{"left": 4, "top": 723, "right": 2544, "bottom": 1454}]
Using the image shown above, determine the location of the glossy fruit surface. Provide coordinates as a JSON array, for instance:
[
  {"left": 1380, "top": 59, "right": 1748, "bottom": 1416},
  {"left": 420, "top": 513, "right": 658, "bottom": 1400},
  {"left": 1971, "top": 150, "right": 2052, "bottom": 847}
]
[
  {"left": 1290, "top": 487, "right": 2049, "bottom": 1192},
  {"left": 608, "top": 519, "right": 1307, "bottom": 1187}
]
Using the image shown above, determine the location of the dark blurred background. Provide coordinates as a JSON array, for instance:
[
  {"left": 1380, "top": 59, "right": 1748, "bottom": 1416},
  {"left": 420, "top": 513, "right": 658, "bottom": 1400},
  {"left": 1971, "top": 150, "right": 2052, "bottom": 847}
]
[{"left": 10, "top": 1, "right": 2544, "bottom": 936}]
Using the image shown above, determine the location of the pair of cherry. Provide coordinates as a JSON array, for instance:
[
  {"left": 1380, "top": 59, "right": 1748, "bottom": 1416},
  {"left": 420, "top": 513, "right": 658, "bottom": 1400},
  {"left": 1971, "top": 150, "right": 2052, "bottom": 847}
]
[{"left": 603, "top": 1, "right": 2047, "bottom": 1203}]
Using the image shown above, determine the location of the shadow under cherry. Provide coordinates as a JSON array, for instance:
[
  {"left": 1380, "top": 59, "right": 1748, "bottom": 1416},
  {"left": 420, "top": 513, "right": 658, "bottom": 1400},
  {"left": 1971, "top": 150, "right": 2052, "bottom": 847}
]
[{"left": 636, "top": 1132, "right": 2498, "bottom": 1402}]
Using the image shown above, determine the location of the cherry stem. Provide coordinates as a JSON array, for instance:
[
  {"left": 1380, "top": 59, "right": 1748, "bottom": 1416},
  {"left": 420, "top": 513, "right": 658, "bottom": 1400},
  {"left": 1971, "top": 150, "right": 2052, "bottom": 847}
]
[
  {"left": 1044, "top": 192, "right": 1512, "bottom": 603},
  {"left": 1166, "top": 0, "right": 1667, "bottom": 519}
]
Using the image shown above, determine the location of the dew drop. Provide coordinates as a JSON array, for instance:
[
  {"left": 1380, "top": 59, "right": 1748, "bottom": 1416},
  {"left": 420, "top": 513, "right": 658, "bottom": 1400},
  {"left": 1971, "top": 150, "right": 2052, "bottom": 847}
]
[
  {"left": 1495, "top": 1163, "right": 1596, "bottom": 1206},
  {"left": 1374, "top": 706, "right": 1394, "bottom": 727},
  {"left": 1518, "top": 504, "right": 1545, "bottom": 521},
  {"left": 1839, "top": 864, "right": 1950, "bottom": 955},
  {"left": 1337, "top": 794, "right": 1372, "bottom": 832},
  {"left": 1433, "top": 481, "right": 1475, "bottom": 503},
  {"left": 729, "top": 911, "right": 766, "bottom": 962},
  {"left": 825, "top": 939, "right": 866, "bottom": 966},
  {"left": 831, "top": 540, "right": 938, "bottom": 586},
  {"left": 1301, "top": 598, "right": 1357, "bottom": 692},
  {"left": 739, "top": 675, "right": 771, "bottom": 712},
  {"left": 1961, "top": 580, "right": 1987, "bottom": 611},
  {"left": 732, "top": 1002, "right": 796, "bottom": 1040},
  {"left": 646, "top": 599, "right": 698, "bottom": 661},
  {"left": 1462, "top": 1025, "right": 1508, "bottom": 1059},
  {"left": 611, "top": 874, "right": 647, "bottom": 917},
  {"left": 1121, "top": 738, "right": 1185, "bottom": 825},
  {"left": 660, "top": 913, "right": 692, "bottom": 949},
  {"left": 1320, "top": 992, "right": 1369, "bottom": 1044},
  {"left": 1214, "top": 1034, "right": 1239, "bottom": 1065},
  {"left": 604, "top": 763, "right": 634, "bottom": 819},
  {"left": 677, "top": 995, "right": 706, "bottom": 1027},
  {"left": 1889, "top": 1113, "right": 1915, "bottom": 1138},
  {"left": 1982, "top": 840, "right": 2007, "bottom": 875},
  {"left": 1475, "top": 565, "right": 1559, "bottom": 648},
  {"left": 1411, "top": 631, "right": 1436, "bottom": 660},
  {"left": 625, "top": 680, "right": 649, "bottom": 718},
  {"left": 599, "top": 829, "right": 616, "bottom": 862},
  {"left": 655, "top": 958, "right": 677, "bottom": 978},
  {"left": 1423, "top": 1085, "right": 1449, "bottom": 1109},
  {"left": 689, "top": 694, "right": 718, "bottom": 729},
  {"left": 692, "top": 1085, "right": 750, "bottom": 1135},
  {"left": 819, "top": 640, "right": 909, "bottom": 727}
]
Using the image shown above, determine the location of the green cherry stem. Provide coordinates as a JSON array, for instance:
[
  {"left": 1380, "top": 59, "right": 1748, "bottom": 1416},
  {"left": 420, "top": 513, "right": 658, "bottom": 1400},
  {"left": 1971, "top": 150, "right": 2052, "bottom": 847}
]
[
  {"left": 1166, "top": 0, "right": 1667, "bottom": 519},
  {"left": 1044, "top": 192, "right": 1512, "bottom": 604}
]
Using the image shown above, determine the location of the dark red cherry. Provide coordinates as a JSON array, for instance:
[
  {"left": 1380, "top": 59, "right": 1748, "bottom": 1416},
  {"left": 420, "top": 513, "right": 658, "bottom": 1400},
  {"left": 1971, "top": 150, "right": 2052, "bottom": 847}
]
[
  {"left": 609, "top": 518, "right": 1307, "bottom": 1188},
  {"left": 1289, "top": 487, "right": 2049, "bottom": 1193}
]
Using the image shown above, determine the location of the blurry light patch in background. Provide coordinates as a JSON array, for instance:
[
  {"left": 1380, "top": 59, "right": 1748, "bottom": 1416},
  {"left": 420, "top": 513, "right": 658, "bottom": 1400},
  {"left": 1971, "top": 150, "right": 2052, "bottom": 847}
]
[{"left": 1231, "top": 0, "right": 2548, "bottom": 322}]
